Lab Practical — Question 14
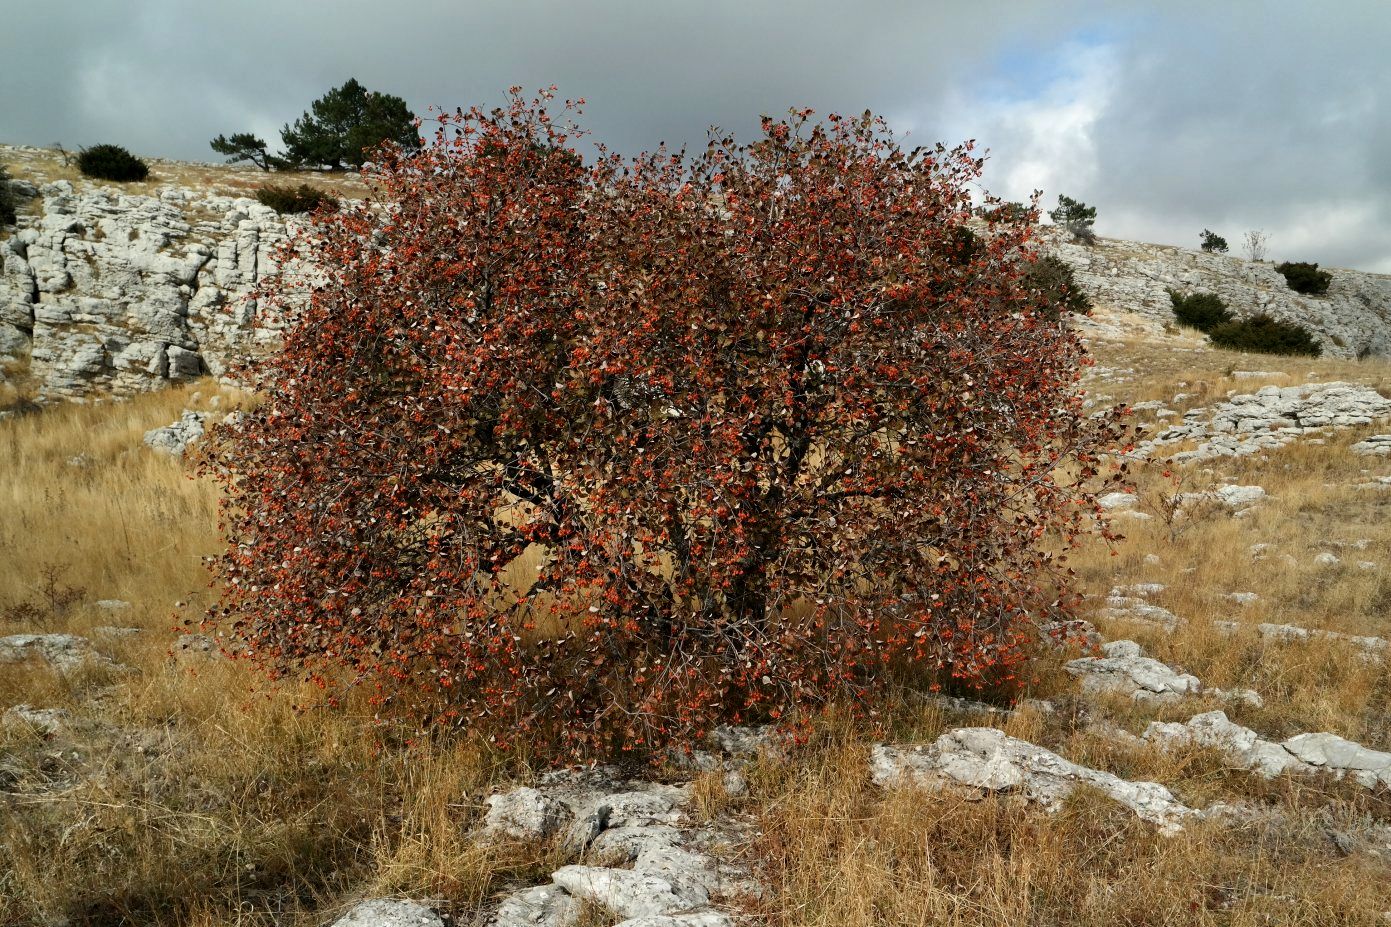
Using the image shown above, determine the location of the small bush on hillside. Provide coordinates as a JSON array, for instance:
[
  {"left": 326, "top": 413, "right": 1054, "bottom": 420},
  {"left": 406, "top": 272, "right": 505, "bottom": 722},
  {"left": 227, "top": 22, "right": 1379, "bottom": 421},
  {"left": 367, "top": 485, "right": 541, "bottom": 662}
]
[
  {"left": 1199, "top": 229, "right": 1228, "bottom": 253},
  {"left": 0, "top": 165, "right": 15, "bottom": 225},
  {"left": 255, "top": 183, "right": 339, "bottom": 215},
  {"left": 978, "top": 200, "right": 1034, "bottom": 224},
  {"left": 1025, "top": 256, "right": 1092, "bottom": 317},
  {"left": 1275, "top": 261, "right": 1332, "bottom": 295},
  {"left": 76, "top": 144, "right": 149, "bottom": 182},
  {"left": 1167, "top": 289, "right": 1233, "bottom": 332},
  {"left": 1208, "top": 313, "right": 1322, "bottom": 356}
]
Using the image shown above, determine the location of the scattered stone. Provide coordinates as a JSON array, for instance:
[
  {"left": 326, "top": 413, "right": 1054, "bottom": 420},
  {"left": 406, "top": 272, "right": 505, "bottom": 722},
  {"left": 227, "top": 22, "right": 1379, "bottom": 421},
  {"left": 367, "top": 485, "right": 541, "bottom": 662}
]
[
  {"left": 1283, "top": 733, "right": 1391, "bottom": 788},
  {"left": 1098, "top": 492, "right": 1139, "bottom": 511},
  {"left": 1065, "top": 640, "right": 1202, "bottom": 703},
  {"left": 1042, "top": 617, "right": 1103, "bottom": 649},
  {"left": 143, "top": 409, "right": 206, "bottom": 456},
  {"left": 171, "top": 632, "right": 223, "bottom": 661},
  {"left": 479, "top": 766, "right": 751, "bottom": 927},
  {"left": 2, "top": 704, "right": 71, "bottom": 735},
  {"left": 1351, "top": 435, "right": 1391, "bottom": 457},
  {"left": 1146, "top": 711, "right": 1391, "bottom": 789},
  {"left": 330, "top": 900, "right": 445, "bottom": 927},
  {"left": 612, "top": 915, "right": 734, "bottom": 927},
  {"left": 1098, "top": 597, "right": 1184, "bottom": 631},
  {"left": 484, "top": 787, "right": 573, "bottom": 842},
  {"left": 93, "top": 599, "right": 131, "bottom": 611},
  {"left": 1256, "top": 623, "right": 1388, "bottom": 658},
  {"left": 871, "top": 727, "right": 1195, "bottom": 833},
  {"left": 1226, "top": 592, "right": 1259, "bottom": 606},
  {"left": 0, "top": 633, "right": 111, "bottom": 673},
  {"left": 91, "top": 625, "right": 142, "bottom": 639},
  {"left": 1112, "top": 583, "right": 1166, "bottom": 599},
  {"left": 1313, "top": 552, "right": 1342, "bottom": 568},
  {"left": 1206, "top": 687, "right": 1264, "bottom": 709}
]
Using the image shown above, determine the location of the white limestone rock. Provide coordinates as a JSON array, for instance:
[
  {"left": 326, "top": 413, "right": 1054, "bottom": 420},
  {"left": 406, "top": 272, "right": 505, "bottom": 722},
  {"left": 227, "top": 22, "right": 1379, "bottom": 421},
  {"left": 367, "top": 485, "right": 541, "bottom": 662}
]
[
  {"left": 1283, "top": 733, "right": 1391, "bottom": 787},
  {"left": 143, "top": 409, "right": 206, "bottom": 455},
  {"left": 484, "top": 787, "right": 573, "bottom": 842},
  {"left": 1099, "top": 596, "right": 1184, "bottom": 631},
  {"left": 1147, "top": 711, "right": 1391, "bottom": 789},
  {"left": 1256, "top": 622, "right": 1388, "bottom": 659},
  {"left": 1097, "top": 492, "right": 1139, "bottom": 511},
  {"left": 1065, "top": 640, "right": 1202, "bottom": 703},
  {"left": 1350, "top": 435, "right": 1391, "bottom": 456},
  {"left": 614, "top": 916, "right": 734, "bottom": 927},
  {"left": 2, "top": 704, "right": 72, "bottom": 735},
  {"left": 871, "top": 727, "right": 1195, "bottom": 833},
  {"left": 1145, "top": 711, "right": 1310, "bottom": 779},
  {"left": 0, "top": 633, "right": 112, "bottom": 673},
  {"left": 491, "top": 884, "right": 580, "bottom": 927},
  {"left": 551, "top": 866, "right": 705, "bottom": 920},
  {"left": 330, "top": 899, "right": 445, "bottom": 927}
]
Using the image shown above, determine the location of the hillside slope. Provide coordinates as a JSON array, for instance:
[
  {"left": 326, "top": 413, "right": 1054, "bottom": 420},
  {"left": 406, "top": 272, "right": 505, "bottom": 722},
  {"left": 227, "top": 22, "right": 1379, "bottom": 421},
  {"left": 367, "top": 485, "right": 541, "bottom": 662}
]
[{"left": 3, "top": 144, "right": 1391, "bottom": 409}]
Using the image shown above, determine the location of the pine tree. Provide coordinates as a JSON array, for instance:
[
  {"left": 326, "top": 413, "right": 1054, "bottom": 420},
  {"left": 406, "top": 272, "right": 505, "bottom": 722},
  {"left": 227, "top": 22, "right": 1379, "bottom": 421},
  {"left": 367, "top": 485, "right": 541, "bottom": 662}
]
[
  {"left": 209, "top": 133, "right": 274, "bottom": 171},
  {"left": 280, "top": 78, "right": 420, "bottom": 170}
]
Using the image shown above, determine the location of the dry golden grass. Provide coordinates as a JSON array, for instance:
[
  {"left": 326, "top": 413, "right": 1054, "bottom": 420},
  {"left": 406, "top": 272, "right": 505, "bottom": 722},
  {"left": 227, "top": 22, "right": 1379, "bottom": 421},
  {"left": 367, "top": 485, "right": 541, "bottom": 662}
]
[{"left": 2, "top": 329, "right": 1390, "bottom": 924}]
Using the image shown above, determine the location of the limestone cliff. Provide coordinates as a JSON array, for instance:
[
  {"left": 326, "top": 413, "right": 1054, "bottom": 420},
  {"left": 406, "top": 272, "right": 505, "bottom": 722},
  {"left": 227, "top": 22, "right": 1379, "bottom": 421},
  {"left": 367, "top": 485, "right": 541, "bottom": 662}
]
[{"left": 1, "top": 178, "right": 295, "bottom": 401}]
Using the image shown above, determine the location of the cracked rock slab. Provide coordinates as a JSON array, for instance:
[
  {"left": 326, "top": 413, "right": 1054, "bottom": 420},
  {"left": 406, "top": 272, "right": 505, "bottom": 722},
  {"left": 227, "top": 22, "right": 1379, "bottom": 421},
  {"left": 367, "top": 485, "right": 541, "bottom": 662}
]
[
  {"left": 484, "top": 786, "right": 573, "bottom": 841},
  {"left": 490, "top": 884, "right": 580, "bottom": 927},
  {"left": 872, "top": 726, "right": 1195, "bottom": 833},
  {"left": 1066, "top": 640, "right": 1201, "bottom": 703},
  {"left": 0, "top": 633, "right": 112, "bottom": 673},
  {"left": 143, "top": 409, "right": 206, "bottom": 456},
  {"left": 330, "top": 900, "right": 445, "bottom": 927},
  {"left": 552, "top": 865, "right": 706, "bottom": 919},
  {"left": 1146, "top": 711, "right": 1391, "bottom": 788}
]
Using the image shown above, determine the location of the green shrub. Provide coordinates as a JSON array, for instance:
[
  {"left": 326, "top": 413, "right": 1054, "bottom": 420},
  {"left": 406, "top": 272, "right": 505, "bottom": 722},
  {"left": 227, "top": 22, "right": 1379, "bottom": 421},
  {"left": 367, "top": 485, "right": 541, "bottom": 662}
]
[
  {"left": 76, "top": 144, "right": 149, "bottom": 182},
  {"left": 1167, "top": 289, "right": 1233, "bottom": 332},
  {"left": 1199, "top": 229, "right": 1228, "bottom": 253},
  {"left": 255, "top": 183, "right": 339, "bottom": 215},
  {"left": 1208, "top": 313, "right": 1322, "bottom": 356},
  {"left": 1025, "top": 255, "right": 1091, "bottom": 317},
  {"left": 1274, "top": 261, "right": 1332, "bottom": 295},
  {"left": 0, "top": 166, "right": 15, "bottom": 226}
]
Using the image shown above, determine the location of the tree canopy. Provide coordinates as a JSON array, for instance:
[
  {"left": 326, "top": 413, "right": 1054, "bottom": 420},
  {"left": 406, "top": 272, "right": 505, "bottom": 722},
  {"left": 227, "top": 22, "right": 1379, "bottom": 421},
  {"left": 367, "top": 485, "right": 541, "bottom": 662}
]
[
  {"left": 279, "top": 78, "right": 420, "bottom": 170},
  {"left": 205, "top": 91, "right": 1120, "bottom": 758}
]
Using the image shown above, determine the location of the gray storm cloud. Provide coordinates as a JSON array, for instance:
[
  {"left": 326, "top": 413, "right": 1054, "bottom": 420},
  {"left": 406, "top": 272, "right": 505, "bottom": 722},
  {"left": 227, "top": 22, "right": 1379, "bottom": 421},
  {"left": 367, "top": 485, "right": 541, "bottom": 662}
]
[{"left": 3, "top": 0, "right": 1388, "bottom": 270}]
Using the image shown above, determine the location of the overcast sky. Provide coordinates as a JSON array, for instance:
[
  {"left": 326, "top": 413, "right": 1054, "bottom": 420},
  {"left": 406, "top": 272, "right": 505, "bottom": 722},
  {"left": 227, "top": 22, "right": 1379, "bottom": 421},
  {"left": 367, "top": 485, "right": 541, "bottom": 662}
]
[{"left": 4, "top": 1, "right": 1389, "bottom": 270}]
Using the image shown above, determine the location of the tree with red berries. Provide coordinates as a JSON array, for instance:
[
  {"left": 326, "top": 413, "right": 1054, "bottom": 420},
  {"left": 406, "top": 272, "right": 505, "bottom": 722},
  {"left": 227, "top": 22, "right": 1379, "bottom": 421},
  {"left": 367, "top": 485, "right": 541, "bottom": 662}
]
[{"left": 204, "top": 89, "right": 1119, "bottom": 758}]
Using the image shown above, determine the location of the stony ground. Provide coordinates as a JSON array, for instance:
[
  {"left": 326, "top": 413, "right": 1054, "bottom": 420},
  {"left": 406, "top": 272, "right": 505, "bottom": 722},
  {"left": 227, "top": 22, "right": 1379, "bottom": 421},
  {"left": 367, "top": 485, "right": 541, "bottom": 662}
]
[{"left": 2, "top": 305, "right": 1391, "bottom": 923}]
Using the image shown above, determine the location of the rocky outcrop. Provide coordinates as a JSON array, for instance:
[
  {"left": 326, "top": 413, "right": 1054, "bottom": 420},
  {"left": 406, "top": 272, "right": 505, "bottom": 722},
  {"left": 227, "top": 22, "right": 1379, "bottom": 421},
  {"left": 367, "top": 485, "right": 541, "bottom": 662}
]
[
  {"left": 871, "top": 726, "right": 1196, "bottom": 833},
  {"left": 1048, "top": 232, "right": 1391, "bottom": 359},
  {"left": 1, "top": 177, "right": 301, "bottom": 400},
  {"left": 143, "top": 409, "right": 207, "bottom": 455},
  {"left": 1130, "top": 382, "right": 1391, "bottom": 462},
  {"left": 1146, "top": 710, "right": 1391, "bottom": 790},
  {"left": 1066, "top": 639, "right": 1202, "bottom": 703},
  {"left": 0, "top": 633, "right": 114, "bottom": 673}
]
